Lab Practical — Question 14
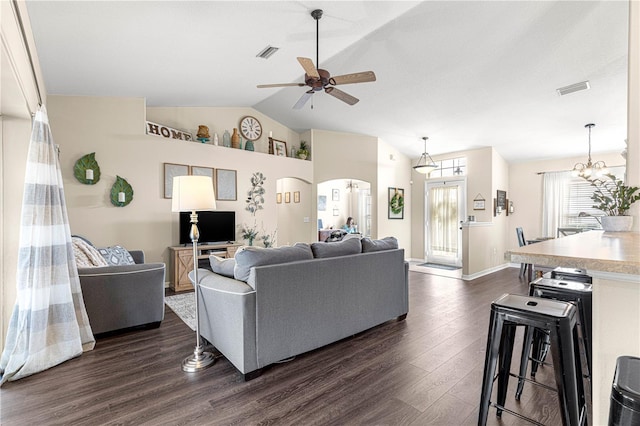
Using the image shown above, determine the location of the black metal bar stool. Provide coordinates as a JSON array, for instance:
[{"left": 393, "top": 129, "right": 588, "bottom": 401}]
[
  {"left": 516, "top": 277, "right": 593, "bottom": 399},
  {"left": 609, "top": 356, "right": 640, "bottom": 425},
  {"left": 546, "top": 267, "right": 593, "bottom": 284},
  {"left": 478, "top": 293, "right": 587, "bottom": 426}
]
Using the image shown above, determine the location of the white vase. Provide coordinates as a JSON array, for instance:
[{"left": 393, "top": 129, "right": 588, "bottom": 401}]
[{"left": 601, "top": 216, "right": 633, "bottom": 232}]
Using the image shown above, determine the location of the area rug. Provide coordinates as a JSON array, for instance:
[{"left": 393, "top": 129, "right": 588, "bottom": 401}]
[
  {"left": 165, "top": 293, "right": 195, "bottom": 331},
  {"left": 417, "top": 262, "right": 462, "bottom": 271}
]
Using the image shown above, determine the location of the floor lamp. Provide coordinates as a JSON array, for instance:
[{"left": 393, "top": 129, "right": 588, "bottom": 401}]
[{"left": 172, "top": 175, "right": 217, "bottom": 372}]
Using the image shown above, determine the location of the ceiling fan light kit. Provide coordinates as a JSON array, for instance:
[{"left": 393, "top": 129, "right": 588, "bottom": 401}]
[
  {"left": 413, "top": 137, "right": 438, "bottom": 174},
  {"left": 257, "top": 9, "right": 376, "bottom": 109}
]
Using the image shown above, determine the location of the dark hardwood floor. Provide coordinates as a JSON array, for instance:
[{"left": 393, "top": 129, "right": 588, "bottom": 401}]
[{"left": 0, "top": 268, "right": 589, "bottom": 425}]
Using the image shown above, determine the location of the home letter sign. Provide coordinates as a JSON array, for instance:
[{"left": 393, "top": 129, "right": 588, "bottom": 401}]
[{"left": 146, "top": 121, "right": 193, "bottom": 141}]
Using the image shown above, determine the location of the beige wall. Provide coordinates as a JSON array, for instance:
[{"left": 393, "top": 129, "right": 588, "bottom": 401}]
[
  {"left": 48, "top": 96, "right": 313, "bottom": 272},
  {"left": 276, "top": 177, "right": 312, "bottom": 246}
]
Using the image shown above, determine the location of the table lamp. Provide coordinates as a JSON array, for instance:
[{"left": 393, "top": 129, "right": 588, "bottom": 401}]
[{"left": 172, "top": 175, "right": 217, "bottom": 372}]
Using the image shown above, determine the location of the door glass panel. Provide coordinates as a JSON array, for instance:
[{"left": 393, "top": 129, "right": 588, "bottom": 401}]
[{"left": 426, "top": 180, "right": 465, "bottom": 266}]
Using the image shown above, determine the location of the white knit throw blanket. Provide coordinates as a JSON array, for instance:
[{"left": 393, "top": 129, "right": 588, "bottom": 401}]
[{"left": 72, "top": 237, "right": 108, "bottom": 268}]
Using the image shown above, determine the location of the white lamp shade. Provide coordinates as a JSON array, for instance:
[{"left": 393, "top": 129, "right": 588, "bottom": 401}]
[{"left": 171, "top": 175, "right": 216, "bottom": 212}]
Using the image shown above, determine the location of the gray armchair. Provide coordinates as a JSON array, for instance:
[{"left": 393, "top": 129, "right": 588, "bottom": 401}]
[{"left": 78, "top": 250, "right": 166, "bottom": 336}]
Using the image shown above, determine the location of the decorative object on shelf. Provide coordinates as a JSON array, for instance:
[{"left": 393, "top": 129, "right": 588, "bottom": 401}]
[
  {"left": 110, "top": 176, "right": 133, "bottom": 207},
  {"left": 215, "top": 169, "right": 237, "bottom": 201},
  {"left": 285, "top": 192, "right": 291, "bottom": 203},
  {"left": 583, "top": 173, "right": 640, "bottom": 231},
  {"left": 332, "top": 188, "right": 340, "bottom": 201},
  {"left": 291, "top": 146, "right": 297, "bottom": 157},
  {"left": 231, "top": 128, "right": 240, "bottom": 149},
  {"left": 276, "top": 192, "right": 282, "bottom": 204},
  {"left": 241, "top": 222, "right": 258, "bottom": 246},
  {"left": 245, "top": 171, "right": 266, "bottom": 215},
  {"left": 244, "top": 138, "right": 255, "bottom": 151},
  {"left": 171, "top": 175, "right": 217, "bottom": 372},
  {"left": 239, "top": 137, "right": 243, "bottom": 150},
  {"left": 163, "top": 163, "right": 189, "bottom": 198},
  {"left": 297, "top": 140, "right": 309, "bottom": 160},
  {"left": 146, "top": 121, "right": 192, "bottom": 141},
  {"left": 213, "top": 133, "right": 219, "bottom": 146},
  {"left": 222, "top": 130, "right": 231, "bottom": 147},
  {"left": 268, "top": 137, "right": 287, "bottom": 156},
  {"left": 294, "top": 191, "right": 300, "bottom": 203},
  {"left": 74, "top": 152, "right": 101, "bottom": 185},
  {"left": 260, "top": 228, "right": 277, "bottom": 248},
  {"left": 196, "top": 125, "right": 210, "bottom": 143},
  {"left": 239, "top": 115, "right": 262, "bottom": 141},
  {"left": 473, "top": 194, "right": 486, "bottom": 210},
  {"left": 413, "top": 137, "right": 438, "bottom": 174},
  {"left": 572, "top": 123, "right": 608, "bottom": 178},
  {"left": 388, "top": 187, "right": 404, "bottom": 219}
]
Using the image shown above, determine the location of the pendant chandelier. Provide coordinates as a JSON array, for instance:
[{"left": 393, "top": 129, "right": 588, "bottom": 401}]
[
  {"left": 571, "top": 123, "right": 607, "bottom": 178},
  {"left": 413, "top": 137, "right": 438, "bottom": 174}
]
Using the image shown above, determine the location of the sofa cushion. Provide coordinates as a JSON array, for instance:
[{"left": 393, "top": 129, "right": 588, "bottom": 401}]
[
  {"left": 361, "top": 237, "right": 398, "bottom": 253},
  {"left": 311, "top": 237, "right": 362, "bottom": 258},
  {"left": 98, "top": 245, "right": 135, "bottom": 266},
  {"left": 209, "top": 255, "right": 236, "bottom": 278},
  {"left": 72, "top": 236, "right": 108, "bottom": 267},
  {"left": 233, "top": 243, "right": 313, "bottom": 282}
]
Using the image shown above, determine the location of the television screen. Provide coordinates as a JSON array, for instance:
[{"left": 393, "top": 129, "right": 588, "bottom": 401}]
[{"left": 179, "top": 211, "right": 235, "bottom": 245}]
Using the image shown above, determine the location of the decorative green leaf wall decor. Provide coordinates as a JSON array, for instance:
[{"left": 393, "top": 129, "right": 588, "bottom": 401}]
[
  {"left": 110, "top": 176, "right": 133, "bottom": 207},
  {"left": 74, "top": 152, "right": 101, "bottom": 184}
]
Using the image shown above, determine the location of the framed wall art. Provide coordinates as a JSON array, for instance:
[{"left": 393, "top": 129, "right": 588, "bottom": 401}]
[
  {"left": 294, "top": 191, "right": 300, "bottom": 203},
  {"left": 190, "top": 165, "right": 214, "bottom": 179},
  {"left": 285, "top": 192, "right": 291, "bottom": 203},
  {"left": 276, "top": 193, "right": 282, "bottom": 204},
  {"left": 318, "top": 195, "right": 327, "bottom": 211},
  {"left": 332, "top": 188, "right": 340, "bottom": 201},
  {"left": 268, "top": 137, "right": 288, "bottom": 157},
  {"left": 215, "top": 169, "right": 237, "bottom": 201},
  {"left": 388, "top": 187, "right": 405, "bottom": 219},
  {"left": 164, "top": 163, "right": 189, "bottom": 198},
  {"left": 473, "top": 194, "right": 486, "bottom": 210}
]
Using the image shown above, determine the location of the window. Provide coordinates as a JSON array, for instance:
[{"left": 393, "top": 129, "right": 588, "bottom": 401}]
[{"left": 429, "top": 157, "right": 466, "bottom": 178}]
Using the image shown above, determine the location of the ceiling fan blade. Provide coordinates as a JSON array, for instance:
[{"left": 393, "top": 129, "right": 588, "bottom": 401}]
[
  {"left": 297, "top": 57, "right": 320, "bottom": 79},
  {"left": 325, "top": 87, "right": 359, "bottom": 105},
  {"left": 257, "top": 82, "right": 306, "bottom": 88},
  {"left": 293, "top": 91, "right": 314, "bottom": 109},
  {"left": 329, "top": 71, "right": 376, "bottom": 86}
]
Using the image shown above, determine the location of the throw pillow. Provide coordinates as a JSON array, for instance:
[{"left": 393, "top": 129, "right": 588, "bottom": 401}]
[
  {"left": 233, "top": 243, "right": 313, "bottom": 282},
  {"left": 72, "top": 236, "right": 108, "bottom": 267},
  {"left": 361, "top": 236, "right": 399, "bottom": 253},
  {"left": 311, "top": 237, "right": 361, "bottom": 258},
  {"left": 98, "top": 245, "right": 135, "bottom": 266},
  {"left": 209, "top": 255, "right": 236, "bottom": 278}
]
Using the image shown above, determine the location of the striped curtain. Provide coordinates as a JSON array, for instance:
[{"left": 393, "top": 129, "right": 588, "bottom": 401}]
[{"left": 0, "top": 106, "right": 94, "bottom": 385}]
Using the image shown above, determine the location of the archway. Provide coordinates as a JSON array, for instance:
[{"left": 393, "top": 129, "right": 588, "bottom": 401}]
[{"left": 317, "top": 178, "right": 371, "bottom": 241}]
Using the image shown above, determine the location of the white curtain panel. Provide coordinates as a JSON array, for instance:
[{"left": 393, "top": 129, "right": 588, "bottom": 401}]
[
  {"left": 0, "top": 106, "right": 94, "bottom": 385},
  {"left": 429, "top": 185, "right": 458, "bottom": 255},
  {"left": 542, "top": 171, "right": 570, "bottom": 238}
]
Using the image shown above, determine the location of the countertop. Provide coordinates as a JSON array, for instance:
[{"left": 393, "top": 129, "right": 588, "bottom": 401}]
[{"left": 505, "top": 230, "right": 640, "bottom": 275}]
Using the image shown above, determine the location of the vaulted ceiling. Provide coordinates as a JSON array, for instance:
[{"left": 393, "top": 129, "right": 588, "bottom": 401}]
[{"left": 25, "top": 1, "right": 629, "bottom": 164}]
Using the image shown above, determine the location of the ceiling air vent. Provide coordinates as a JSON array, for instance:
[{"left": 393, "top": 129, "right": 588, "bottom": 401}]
[
  {"left": 256, "top": 45, "right": 279, "bottom": 59},
  {"left": 556, "top": 81, "right": 590, "bottom": 96}
]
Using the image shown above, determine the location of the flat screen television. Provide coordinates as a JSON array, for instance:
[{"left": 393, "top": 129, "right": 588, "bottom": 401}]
[{"left": 179, "top": 211, "right": 235, "bottom": 245}]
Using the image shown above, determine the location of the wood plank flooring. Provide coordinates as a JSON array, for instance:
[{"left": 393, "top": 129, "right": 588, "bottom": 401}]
[{"left": 0, "top": 268, "right": 590, "bottom": 425}]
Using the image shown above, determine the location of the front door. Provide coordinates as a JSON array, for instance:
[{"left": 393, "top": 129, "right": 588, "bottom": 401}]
[{"left": 425, "top": 179, "right": 466, "bottom": 266}]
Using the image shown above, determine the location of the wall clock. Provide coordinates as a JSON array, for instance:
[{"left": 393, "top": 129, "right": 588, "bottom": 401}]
[{"left": 239, "top": 116, "right": 262, "bottom": 141}]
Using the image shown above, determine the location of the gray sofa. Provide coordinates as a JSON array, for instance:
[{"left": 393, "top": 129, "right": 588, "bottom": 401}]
[
  {"left": 192, "top": 238, "right": 408, "bottom": 380},
  {"left": 78, "top": 250, "right": 166, "bottom": 336}
]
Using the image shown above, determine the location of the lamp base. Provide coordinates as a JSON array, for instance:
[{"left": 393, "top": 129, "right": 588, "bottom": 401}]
[{"left": 181, "top": 349, "right": 215, "bottom": 372}]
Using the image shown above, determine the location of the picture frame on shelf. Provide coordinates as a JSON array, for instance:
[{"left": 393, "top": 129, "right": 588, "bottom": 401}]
[
  {"left": 215, "top": 169, "right": 237, "bottom": 201},
  {"left": 164, "top": 163, "right": 189, "bottom": 199},
  {"left": 268, "top": 137, "right": 288, "bottom": 157},
  {"left": 388, "top": 187, "right": 404, "bottom": 219},
  {"left": 294, "top": 191, "right": 300, "bottom": 203}
]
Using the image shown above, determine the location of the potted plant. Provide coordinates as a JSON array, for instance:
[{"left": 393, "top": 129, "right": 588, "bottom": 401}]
[
  {"left": 297, "top": 140, "right": 309, "bottom": 160},
  {"left": 585, "top": 173, "right": 640, "bottom": 231}
]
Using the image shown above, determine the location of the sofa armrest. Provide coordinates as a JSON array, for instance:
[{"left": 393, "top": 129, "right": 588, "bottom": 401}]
[{"left": 78, "top": 262, "right": 165, "bottom": 334}]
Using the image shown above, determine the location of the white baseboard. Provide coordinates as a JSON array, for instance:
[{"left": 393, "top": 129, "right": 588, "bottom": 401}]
[{"left": 462, "top": 263, "right": 511, "bottom": 281}]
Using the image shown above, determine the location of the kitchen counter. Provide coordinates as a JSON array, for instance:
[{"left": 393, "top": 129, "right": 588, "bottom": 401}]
[{"left": 506, "top": 230, "right": 640, "bottom": 424}]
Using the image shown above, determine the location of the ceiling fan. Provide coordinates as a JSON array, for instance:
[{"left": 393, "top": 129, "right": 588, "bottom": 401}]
[{"left": 257, "top": 9, "right": 376, "bottom": 109}]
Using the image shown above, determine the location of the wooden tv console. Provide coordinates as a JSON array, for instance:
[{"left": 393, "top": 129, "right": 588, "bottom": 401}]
[{"left": 169, "top": 243, "right": 241, "bottom": 292}]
